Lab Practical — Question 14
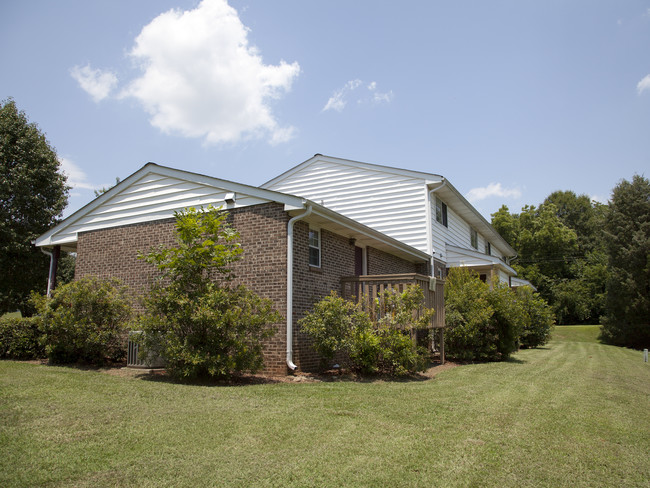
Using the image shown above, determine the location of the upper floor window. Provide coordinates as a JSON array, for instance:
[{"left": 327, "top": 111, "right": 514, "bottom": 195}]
[
  {"left": 435, "top": 197, "right": 448, "bottom": 227},
  {"left": 309, "top": 228, "right": 321, "bottom": 267},
  {"left": 485, "top": 241, "right": 491, "bottom": 255},
  {"left": 470, "top": 228, "right": 478, "bottom": 249}
]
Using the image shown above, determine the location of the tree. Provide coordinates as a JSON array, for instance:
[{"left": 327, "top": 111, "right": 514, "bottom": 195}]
[
  {"left": 138, "top": 206, "right": 281, "bottom": 379},
  {"left": 492, "top": 196, "right": 608, "bottom": 325},
  {"left": 600, "top": 175, "right": 650, "bottom": 348},
  {"left": 0, "top": 99, "right": 68, "bottom": 314}
]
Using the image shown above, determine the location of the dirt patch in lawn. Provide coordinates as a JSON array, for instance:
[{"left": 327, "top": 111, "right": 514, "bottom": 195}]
[{"left": 19, "top": 359, "right": 459, "bottom": 385}]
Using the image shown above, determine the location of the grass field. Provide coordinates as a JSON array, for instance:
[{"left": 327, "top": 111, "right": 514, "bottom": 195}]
[{"left": 1, "top": 326, "right": 648, "bottom": 487}]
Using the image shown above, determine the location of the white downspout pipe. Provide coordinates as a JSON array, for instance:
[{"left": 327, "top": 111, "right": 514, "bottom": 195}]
[
  {"left": 40, "top": 248, "right": 55, "bottom": 297},
  {"left": 428, "top": 179, "right": 447, "bottom": 275},
  {"left": 286, "top": 205, "right": 313, "bottom": 371}
]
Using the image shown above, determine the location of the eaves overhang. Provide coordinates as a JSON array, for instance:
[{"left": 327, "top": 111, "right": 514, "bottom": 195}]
[{"left": 427, "top": 181, "right": 517, "bottom": 258}]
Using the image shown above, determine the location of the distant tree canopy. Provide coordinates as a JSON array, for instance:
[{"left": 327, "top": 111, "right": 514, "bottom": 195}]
[
  {"left": 599, "top": 175, "right": 650, "bottom": 349},
  {"left": 492, "top": 191, "right": 608, "bottom": 325},
  {"left": 0, "top": 99, "right": 69, "bottom": 314}
]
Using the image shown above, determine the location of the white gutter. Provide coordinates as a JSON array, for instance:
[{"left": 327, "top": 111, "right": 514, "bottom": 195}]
[
  {"left": 286, "top": 205, "right": 312, "bottom": 371},
  {"left": 427, "top": 179, "right": 448, "bottom": 272}
]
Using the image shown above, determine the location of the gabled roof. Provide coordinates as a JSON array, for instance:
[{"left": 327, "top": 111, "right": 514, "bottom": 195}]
[
  {"left": 263, "top": 154, "right": 517, "bottom": 258},
  {"left": 35, "top": 163, "right": 430, "bottom": 263}
]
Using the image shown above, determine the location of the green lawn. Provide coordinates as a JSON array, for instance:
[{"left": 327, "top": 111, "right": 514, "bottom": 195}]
[{"left": 1, "top": 326, "right": 648, "bottom": 487}]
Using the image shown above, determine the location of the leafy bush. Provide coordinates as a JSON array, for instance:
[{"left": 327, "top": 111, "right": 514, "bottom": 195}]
[
  {"left": 138, "top": 206, "right": 281, "bottom": 380},
  {"left": 444, "top": 268, "right": 496, "bottom": 360},
  {"left": 0, "top": 315, "right": 44, "bottom": 359},
  {"left": 34, "top": 277, "right": 132, "bottom": 364},
  {"left": 516, "top": 286, "right": 555, "bottom": 348},
  {"left": 299, "top": 285, "right": 433, "bottom": 376},
  {"left": 445, "top": 268, "right": 525, "bottom": 361}
]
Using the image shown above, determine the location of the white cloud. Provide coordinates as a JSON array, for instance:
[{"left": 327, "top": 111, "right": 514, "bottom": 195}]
[
  {"left": 637, "top": 74, "right": 650, "bottom": 95},
  {"left": 70, "top": 65, "right": 118, "bottom": 102},
  {"left": 323, "top": 79, "right": 362, "bottom": 112},
  {"left": 466, "top": 183, "right": 522, "bottom": 203},
  {"left": 59, "top": 157, "right": 100, "bottom": 192},
  {"left": 118, "top": 0, "right": 300, "bottom": 145},
  {"left": 323, "top": 79, "right": 393, "bottom": 112}
]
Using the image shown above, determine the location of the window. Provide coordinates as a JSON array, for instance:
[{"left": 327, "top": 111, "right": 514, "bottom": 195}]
[
  {"left": 309, "top": 228, "right": 321, "bottom": 267},
  {"left": 435, "top": 197, "right": 448, "bottom": 227},
  {"left": 470, "top": 228, "right": 478, "bottom": 249},
  {"left": 485, "top": 241, "right": 491, "bottom": 256}
]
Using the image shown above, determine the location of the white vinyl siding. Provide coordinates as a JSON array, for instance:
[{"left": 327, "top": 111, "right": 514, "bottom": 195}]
[
  {"left": 266, "top": 160, "right": 430, "bottom": 253},
  {"left": 45, "top": 172, "right": 270, "bottom": 246}
]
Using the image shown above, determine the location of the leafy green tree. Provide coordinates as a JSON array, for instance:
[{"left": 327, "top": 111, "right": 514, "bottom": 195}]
[
  {"left": 492, "top": 195, "right": 608, "bottom": 325},
  {"left": 600, "top": 175, "right": 650, "bottom": 348},
  {"left": 0, "top": 99, "right": 69, "bottom": 314},
  {"left": 138, "top": 206, "right": 281, "bottom": 379}
]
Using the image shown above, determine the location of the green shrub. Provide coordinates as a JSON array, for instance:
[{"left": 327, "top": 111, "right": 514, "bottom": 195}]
[
  {"left": 139, "top": 284, "right": 280, "bottom": 379},
  {"left": 517, "top": 286, "right": 555, "bottom": 348},
  {"left": 445, "top": 268, "right": 523, "bottom": 361},
  {"left": 299, "top": 292, "right": 372, "bottom": 363},
  {"left": 0, "top": 316, "right": 44, "bottom": 359},
  {"left": 34, "top": 277, "right": 132, "bottom": 365},
  {"left": 444, "top": 268, "right": 496, "bottom": 360},
  {"left": 299, "top": 285, "right": 433, "bottom": 376},
  {"left": 138, "top": 206, "right": 281, "bottom": 380}
]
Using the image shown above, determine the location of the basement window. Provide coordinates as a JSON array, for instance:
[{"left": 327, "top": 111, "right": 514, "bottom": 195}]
[{"left": 309, "top": 228, "right": 321, "bottom": 268}]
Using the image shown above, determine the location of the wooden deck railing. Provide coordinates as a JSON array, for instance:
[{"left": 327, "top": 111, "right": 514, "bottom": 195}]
[
  {"left": 340, "top": 273, "right": 445, "bottom": 363},
  {"left": 340, "top": 273, "right": 445, "bottom": 329}
]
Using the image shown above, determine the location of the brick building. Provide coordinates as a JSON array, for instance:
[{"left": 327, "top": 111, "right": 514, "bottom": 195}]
[{"left": 35, "top": 163, "right": 434, "bottom": 374}]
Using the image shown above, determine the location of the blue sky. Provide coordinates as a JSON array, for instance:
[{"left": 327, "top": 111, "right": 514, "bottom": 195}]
[{"left": 2, "top": 0, "right": 649, "bottom": 219}]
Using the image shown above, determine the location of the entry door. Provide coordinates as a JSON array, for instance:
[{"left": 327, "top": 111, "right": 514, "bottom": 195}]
[{"left": 355, "top": 246, "right": 363, "bottom": 275}]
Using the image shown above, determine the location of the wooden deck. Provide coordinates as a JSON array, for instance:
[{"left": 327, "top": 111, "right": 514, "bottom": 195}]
[{"left": 340, "top": 273, "right": 445, "bottom": 363}]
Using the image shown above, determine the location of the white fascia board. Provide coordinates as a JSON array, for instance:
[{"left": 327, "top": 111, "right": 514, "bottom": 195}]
[
  {"left": 262, "top": 154, "right": 444, "bottom": 188},
  {"left": 35, "top": 162, "right": 306, "bottom": 248},
  {"left": 446, "top": 244, "right": 517, "bottom": 276},
  {"left": 303, "top": 202, "right": 431, "bottom": 263}
]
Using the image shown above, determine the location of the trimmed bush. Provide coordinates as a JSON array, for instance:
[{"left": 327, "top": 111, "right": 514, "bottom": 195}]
[
  {"left": 445, "top": 268, "right": 523, "bottom": 361},
  {"left": 0, "top": 316, "right": 44, "bottom": 359},
  {"left": 517, "top": 286, "right": 555, "bottom": 348},
  {"left": 34, "top": 277, "right": 132, "bottom": 365}
]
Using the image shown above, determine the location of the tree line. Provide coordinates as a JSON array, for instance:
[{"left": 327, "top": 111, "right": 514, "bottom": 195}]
[{"left": 491, "top": 178, "right": 649, "bottom": 348}]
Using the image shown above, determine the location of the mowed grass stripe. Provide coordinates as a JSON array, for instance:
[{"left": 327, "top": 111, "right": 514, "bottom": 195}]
[{"left": 0, "top": 326, "right": 648, "bottom": 487}]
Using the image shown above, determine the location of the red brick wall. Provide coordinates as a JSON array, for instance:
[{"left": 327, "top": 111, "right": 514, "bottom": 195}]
[
  {"left": 75, "top": 203, "right": 290, "bottom": 374},
  {"left": 75, "top": 203, "right": 428, "bottom": 374},
  {"left": 292, "top": 225, "right": 425, "bottom": 371}
]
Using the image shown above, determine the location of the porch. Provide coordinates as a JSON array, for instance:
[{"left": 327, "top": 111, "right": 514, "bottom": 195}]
[{"left": 340, "top": 273, "right": 445, "bottom": 363}]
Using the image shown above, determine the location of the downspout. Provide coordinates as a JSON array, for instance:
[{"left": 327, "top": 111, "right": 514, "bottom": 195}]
[
  {"left": 428, "top": 179, "right": 447, "bottom": 275},
  {"left": 40, "top": 245, "right": 60, "bottom": 297},
  {"left": 286, "top": 205, "right": 313, "bottom": 371}
]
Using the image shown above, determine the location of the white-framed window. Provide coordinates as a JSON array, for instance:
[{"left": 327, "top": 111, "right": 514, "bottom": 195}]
[
  {"left": 470, "top": 228, "right": 478, "bottom": 249},
  {"left": 485, "top": 241, "right": 491, "bottom": 255},
  {"left": 435, "top": 197, "right": 448, "bottom": 227},
  {"left": 309, "top": 228, "right": 321, "bottom": 267}
]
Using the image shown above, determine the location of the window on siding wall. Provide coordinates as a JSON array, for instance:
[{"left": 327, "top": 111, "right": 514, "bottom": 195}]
[
  {"left": 485, "top": 241, "right": 491, "bottom": 255},
  {"left": 435, "top": 197, "right": 448, "bottom": 227},
  {"left": 309, "top": 228, "right": 321, "bottom": 267},
  {"left": 470, "top": 228, "right": 478, "bottom": 249}
]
